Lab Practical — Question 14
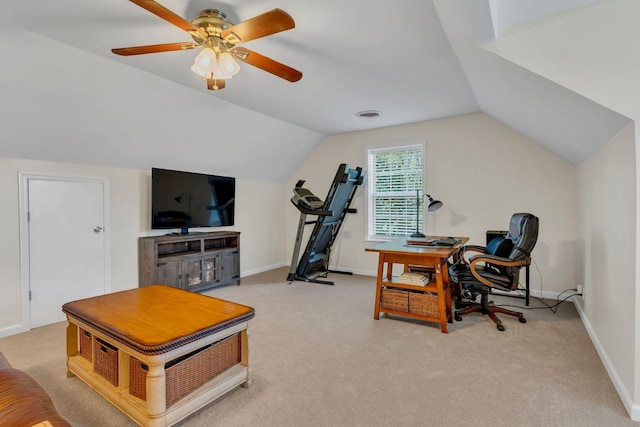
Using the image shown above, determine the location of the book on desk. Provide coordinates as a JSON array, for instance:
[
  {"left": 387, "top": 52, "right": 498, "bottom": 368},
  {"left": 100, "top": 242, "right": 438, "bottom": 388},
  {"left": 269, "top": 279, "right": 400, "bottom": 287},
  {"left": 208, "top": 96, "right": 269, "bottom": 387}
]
[
  {"left": 397, "top": 271, "right": 430, "bottom": 286},
  {"left": 406, "top": 237, "right": 461, "bottom": 247}
]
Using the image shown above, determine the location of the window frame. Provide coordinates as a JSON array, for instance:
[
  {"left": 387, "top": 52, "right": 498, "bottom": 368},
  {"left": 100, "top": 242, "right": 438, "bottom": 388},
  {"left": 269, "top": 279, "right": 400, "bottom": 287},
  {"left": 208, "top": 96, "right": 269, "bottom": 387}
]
[{"left": 366, "top": 142, "right": 426, "bottom": 241}]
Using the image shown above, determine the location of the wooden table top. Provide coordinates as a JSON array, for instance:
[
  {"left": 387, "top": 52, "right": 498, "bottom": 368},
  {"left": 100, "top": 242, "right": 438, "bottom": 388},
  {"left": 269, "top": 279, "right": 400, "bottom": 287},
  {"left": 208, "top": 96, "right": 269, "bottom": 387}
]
[
  {"left": 62, "top": 285, "right": 254, "bottom": 354},
  {"left": 365, "top": 236, "right": 469, "bottom": 257}
]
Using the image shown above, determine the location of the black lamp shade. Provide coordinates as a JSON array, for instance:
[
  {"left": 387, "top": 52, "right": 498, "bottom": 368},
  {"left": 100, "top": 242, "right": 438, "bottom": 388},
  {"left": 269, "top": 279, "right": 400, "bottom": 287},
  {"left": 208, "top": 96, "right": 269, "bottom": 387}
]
[{"left": 426, "top": 195, "right": 443, "bottom": 212}]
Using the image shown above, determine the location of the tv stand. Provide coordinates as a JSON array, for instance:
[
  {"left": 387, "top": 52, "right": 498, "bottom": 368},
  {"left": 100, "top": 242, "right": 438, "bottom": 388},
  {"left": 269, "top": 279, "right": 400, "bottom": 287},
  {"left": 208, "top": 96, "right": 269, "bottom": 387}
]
[{"left": 138, "top": 231, "right": 240, "bottom": 292}]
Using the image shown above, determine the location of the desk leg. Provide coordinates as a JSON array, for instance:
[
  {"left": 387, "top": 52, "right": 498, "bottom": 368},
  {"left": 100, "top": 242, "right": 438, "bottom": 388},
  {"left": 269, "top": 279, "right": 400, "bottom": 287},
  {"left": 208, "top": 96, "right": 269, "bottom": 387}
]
[
  {"left": 441, "top": 260, "right": 453, "bottom": 324},
  {"left": 373, "top": 255, "right": 385, "bottom": 320},
  {"left": 434, "top": 263, "right": 448, "bottom": 333}
]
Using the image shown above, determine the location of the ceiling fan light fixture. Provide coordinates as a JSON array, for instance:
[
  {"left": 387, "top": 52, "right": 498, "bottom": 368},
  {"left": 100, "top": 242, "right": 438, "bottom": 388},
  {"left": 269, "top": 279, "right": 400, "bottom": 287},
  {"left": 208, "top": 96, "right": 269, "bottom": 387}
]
[
  {"left": 114, "top": 4, "right": 302, "bottom": 90},
  {"left": 191, "top": 48, "right": 240, "bottom": 80},
  {"left": 191, "top": 47, "right": 217, "bottom": 77},
  {"left": 217, "top": 52, "right": 240, "bottom": 78}
]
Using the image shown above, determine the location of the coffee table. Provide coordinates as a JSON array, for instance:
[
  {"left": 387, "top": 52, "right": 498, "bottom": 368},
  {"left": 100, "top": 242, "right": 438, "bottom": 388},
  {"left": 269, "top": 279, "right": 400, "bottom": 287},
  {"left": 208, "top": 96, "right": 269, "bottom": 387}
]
[{"left": 62, "top": 285, "right": 255, "bottom": 427}]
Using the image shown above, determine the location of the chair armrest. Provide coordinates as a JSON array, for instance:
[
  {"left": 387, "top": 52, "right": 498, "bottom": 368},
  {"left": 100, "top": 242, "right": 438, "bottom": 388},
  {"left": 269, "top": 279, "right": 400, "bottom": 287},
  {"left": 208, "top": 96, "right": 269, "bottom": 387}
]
[
  {"left": 468, "top": 255, "right": 530, "bottom": 288},
  {"left": 464, "top": 245, "right": 487, "bottom": 254},
  {"left": 458, "top": 245, "right": 486, "bottom": 264}
]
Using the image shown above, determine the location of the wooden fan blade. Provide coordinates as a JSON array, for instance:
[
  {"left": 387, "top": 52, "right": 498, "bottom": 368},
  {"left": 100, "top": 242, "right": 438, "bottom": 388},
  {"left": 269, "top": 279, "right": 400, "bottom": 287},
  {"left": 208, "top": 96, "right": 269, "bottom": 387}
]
[
  {"left": 112, "top": 42, "right": 199, "bottom": 56},
  {"left": 129, "top": 0, "right": 208, "bottom": 39},
  {"left": 206, "top": 78, "right": 226, "bottom": 90},
  {"left": 222, "top": 9, "right": 294, "bottom": 44},
  {"left": 231, "top": 47, "right": 302, "bottom": 82}
]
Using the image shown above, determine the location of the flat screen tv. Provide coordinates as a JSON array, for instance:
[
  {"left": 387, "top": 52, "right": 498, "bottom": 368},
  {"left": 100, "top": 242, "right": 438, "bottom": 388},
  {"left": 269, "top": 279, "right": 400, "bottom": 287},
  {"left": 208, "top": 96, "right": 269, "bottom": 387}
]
[{"left": 151, "top": 168, "right": 235, "bottom": 233}]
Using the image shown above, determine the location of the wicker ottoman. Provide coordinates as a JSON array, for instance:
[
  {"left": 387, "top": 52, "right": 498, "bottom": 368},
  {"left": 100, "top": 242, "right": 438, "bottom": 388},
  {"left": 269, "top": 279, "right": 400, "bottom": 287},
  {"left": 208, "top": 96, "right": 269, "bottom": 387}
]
[{"left": 62, "top": 285, "right": 254, "bottom": 427}]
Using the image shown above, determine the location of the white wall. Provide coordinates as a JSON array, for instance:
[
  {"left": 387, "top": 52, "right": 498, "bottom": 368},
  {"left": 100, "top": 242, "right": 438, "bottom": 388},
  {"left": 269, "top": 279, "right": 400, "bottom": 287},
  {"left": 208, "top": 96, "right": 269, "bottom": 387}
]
[
  {"left": 576, "top": 122, "right": 637, "bottom": 411},
  {"left": 482, "top": 0, "right": 640, "bottom": 121},
  {"left": 478, "top": 2, "right": 640, "bottom": 418},
  {"left": 0, "top": 156, "right": 286, "bottom": 336},
  {"left": 286, "top": 113, "right": 578, "bottom": 295}
]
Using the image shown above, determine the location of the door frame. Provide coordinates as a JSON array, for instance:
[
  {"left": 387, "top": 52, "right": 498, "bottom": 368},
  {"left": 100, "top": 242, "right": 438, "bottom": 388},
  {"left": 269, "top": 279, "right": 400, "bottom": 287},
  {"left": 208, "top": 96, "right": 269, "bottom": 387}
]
[{"left": 18, "top": 172, "right": 111, "bottom": 333}]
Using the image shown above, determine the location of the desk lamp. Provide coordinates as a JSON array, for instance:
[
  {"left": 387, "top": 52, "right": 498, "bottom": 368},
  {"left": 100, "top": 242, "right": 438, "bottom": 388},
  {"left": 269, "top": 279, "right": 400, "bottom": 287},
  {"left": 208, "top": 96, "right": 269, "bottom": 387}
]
[{"left": 410, "top": 191, "right": 443, "bottom": 238}]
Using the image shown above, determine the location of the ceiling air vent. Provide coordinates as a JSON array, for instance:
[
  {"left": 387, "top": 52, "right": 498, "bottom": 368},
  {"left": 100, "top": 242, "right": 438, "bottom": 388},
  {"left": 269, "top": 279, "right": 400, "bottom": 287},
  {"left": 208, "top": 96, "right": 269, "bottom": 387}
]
[{"left": 356, "top": 110, "right": 382, "bottom": 118}]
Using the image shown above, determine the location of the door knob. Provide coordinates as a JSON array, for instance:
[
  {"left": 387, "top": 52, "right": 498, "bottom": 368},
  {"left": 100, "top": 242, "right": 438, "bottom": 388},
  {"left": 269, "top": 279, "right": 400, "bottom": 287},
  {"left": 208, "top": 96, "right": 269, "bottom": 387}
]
[{"left": 94, "top": 226, "right": 103, "bottom": 233}]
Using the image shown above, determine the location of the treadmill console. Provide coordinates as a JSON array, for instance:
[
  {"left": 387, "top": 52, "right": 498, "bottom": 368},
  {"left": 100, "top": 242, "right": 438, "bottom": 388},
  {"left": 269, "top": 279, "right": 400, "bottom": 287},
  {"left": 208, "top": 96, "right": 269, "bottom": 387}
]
[{"left": 291, "top": 180, "right": 326, "bottom": 213}]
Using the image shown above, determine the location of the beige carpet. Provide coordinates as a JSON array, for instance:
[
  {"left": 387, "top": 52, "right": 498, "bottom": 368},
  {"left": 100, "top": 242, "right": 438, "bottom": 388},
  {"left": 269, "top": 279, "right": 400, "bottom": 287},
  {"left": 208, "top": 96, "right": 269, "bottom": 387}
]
[{"left": 0, "top": 267, "right": 634, "bottom": 426}]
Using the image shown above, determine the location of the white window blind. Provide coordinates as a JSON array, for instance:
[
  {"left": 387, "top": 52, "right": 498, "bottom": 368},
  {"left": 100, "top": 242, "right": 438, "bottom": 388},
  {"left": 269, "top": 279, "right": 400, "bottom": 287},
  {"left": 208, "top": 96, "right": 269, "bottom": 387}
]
[{"left": 367, "top": 144, "right": 424, "bottom": 239}]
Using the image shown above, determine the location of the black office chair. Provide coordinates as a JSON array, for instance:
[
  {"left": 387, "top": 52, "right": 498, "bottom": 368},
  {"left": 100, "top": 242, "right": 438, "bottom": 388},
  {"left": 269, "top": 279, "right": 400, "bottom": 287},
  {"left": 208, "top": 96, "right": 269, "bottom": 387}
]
[{"left": 449, "top": 213, "right": 539, "bottom": 331}]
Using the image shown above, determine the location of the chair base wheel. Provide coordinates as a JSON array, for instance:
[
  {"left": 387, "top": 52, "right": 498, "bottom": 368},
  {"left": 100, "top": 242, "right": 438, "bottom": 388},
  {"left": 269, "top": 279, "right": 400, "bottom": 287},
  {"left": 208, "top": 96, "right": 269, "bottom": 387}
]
[{"left": 453, "top": 300, "right": 526, "bottom": 331}]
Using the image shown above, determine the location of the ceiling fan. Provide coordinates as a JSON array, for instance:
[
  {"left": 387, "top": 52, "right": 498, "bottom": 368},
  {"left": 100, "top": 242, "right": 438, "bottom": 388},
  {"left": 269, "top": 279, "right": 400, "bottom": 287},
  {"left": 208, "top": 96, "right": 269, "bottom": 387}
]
[{"left": 112, "top": 0, "right": 303, "bottom": 90}]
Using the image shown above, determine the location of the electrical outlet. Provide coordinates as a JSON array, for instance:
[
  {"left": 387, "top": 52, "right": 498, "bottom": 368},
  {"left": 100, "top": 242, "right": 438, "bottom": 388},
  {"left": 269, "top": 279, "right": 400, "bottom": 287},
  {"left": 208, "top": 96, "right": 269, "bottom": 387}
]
[{"left": 576, "top": 284, "right": 583, "bottom": 294}]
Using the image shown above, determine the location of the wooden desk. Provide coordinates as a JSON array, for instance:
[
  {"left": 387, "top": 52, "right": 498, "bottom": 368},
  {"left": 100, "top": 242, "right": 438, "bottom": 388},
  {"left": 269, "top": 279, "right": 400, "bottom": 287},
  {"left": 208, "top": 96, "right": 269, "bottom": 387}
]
[
  {"left": 62, "top": 285, "right": 254, "bottom": 427},
  {"left": 365, "top": 237, "right": 468, "bottom": 333}
]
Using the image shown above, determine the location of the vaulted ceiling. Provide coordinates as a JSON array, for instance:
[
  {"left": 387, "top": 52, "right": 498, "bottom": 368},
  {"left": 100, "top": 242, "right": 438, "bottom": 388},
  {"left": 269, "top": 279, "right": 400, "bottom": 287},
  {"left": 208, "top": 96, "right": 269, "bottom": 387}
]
[{"left": 0, "top": 0, "right": 630, "bottom": 181}]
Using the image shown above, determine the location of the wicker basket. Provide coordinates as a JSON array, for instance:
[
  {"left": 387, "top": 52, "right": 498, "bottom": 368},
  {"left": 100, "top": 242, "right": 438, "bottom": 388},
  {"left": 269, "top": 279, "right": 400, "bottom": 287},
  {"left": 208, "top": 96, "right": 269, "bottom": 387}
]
[
  {"left": 79, "top": 328, "right": 92, "bottom": 362},
  {"left": 380, "top": 287, "right": 409, "bottom": 312},
  {"left": 409, "top": 291, "right": 440, "bottom": 317},
  {"left": 129, "top": 333, "right": 241, "bottom": 407},
  {"left": 165, "top": 333, "right": 240, "bottom": 407},
  {"left": 129, "top": 357, "right": 148, "bottom": 401},
  {"left": 94, "top": 338, "right": 118, "bottom": 386}
]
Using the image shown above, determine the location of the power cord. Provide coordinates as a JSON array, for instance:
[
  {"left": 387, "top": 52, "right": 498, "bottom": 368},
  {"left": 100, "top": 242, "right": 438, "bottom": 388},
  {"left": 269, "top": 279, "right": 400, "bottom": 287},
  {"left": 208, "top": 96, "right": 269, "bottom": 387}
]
[
  {"left": 495, "top": 291, "right": 580, "bottom": 314},
  {"left": 493, "top": 257, "right": 581, "bottom": 314}
]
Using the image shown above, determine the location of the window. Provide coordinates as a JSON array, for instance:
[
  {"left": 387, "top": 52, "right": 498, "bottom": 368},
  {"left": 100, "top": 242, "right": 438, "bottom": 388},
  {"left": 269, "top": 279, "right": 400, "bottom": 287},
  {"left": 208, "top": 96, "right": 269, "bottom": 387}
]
[{"left": 367, "top": 144, "right": 424, "bottom": 240}]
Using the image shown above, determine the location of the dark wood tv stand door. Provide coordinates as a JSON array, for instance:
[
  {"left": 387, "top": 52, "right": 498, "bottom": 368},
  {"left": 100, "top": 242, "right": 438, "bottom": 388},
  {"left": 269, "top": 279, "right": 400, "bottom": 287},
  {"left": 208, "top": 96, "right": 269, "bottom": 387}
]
[{"left": 138, "top": 231, "right": 240, "bottom": 291}]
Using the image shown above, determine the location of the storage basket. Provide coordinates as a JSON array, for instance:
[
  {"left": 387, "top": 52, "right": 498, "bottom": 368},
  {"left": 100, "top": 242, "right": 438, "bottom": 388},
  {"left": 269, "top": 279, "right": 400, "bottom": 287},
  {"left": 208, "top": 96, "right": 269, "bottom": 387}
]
[
  {"left": 165, "top": 332, "right": 240, "bottom": 407},
  {"left": 129, "top": 333, "right": 241, "bottom": 406},
  {"left": 79, "top": 328, "right": 92, "bottom": 362},
  {"left": 380, "top": 287, "right": 409, "bottom": 312},
  {"left": 129, "top": 357, "right": 148, "bottom": 401},
  {"left": 409, "top": 291, "right": 440, "bottom": 317},
  {"left": 94, "top": 338, "right": 118, "bottom": 386}
]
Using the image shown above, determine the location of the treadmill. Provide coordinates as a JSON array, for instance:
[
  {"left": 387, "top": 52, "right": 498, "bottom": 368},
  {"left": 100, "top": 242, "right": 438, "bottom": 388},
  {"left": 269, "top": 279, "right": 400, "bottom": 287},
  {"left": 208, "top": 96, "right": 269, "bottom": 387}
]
[{"left": 287, "top": 163, "right": 364, "bottom": 285}]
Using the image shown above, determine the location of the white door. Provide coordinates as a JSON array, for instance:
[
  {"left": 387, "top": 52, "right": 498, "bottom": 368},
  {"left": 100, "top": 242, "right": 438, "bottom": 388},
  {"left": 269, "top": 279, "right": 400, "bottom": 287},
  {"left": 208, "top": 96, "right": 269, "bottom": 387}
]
[{"left": 27, "top": 178, "right": 107, "bottom": 328}]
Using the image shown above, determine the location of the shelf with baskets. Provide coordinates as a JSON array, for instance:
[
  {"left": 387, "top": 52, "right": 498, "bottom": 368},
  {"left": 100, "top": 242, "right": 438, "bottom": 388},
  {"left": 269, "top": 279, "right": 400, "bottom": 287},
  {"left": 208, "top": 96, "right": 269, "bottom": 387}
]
[
  {"left": 379, "top": 279, "right": 445, "bottom": 321},
  {"left": 68, "top": 319, "right": 249, "bottom": 427}
]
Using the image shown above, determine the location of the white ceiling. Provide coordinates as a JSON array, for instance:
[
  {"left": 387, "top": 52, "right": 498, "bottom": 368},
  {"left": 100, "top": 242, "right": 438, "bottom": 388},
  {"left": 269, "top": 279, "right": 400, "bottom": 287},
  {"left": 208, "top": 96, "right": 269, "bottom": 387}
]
[
  {"left": 1, "top": 0, "right": 479, "bottom": 134},
  {"left": 0, "top": 0, "right": 631, "bottom": 181}
]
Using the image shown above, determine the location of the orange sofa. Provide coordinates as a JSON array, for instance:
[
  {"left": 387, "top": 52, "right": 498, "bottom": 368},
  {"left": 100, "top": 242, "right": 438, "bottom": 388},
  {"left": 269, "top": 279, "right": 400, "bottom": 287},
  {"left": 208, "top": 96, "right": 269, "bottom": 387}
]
[{"left": 0, "top": 351, "right": 71, "bottom": 427}]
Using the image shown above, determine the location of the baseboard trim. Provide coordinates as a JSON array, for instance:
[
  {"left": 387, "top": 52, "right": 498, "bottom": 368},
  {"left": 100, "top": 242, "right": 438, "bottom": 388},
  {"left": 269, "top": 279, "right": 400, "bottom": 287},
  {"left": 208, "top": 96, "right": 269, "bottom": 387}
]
[
  {"left": 572, "top": 299, "right": 639, "bottom": 421},
  {"left": 334, "top": 267, "right": 376, "bottom": 277},
  {"left": 0, "top": 323, "right": 28, "bottom": 339},
  {"left": 242, "top": 262, "right": 288, "bottom": 278}
]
